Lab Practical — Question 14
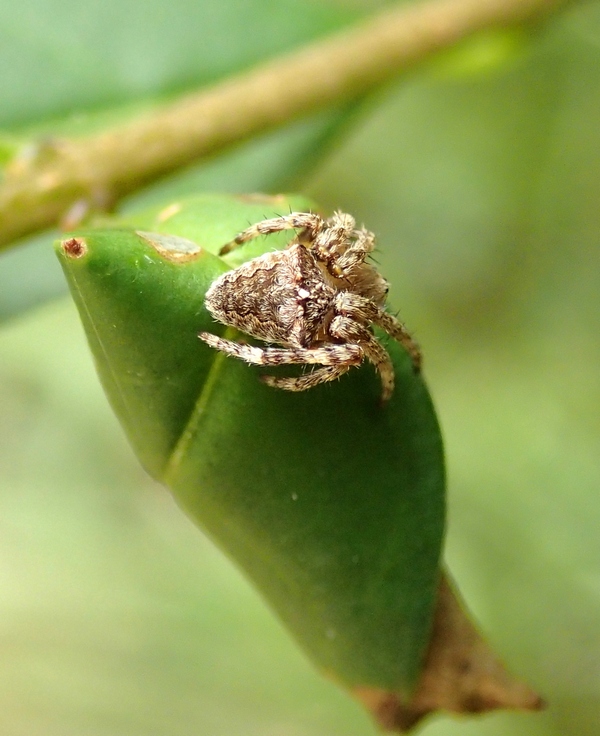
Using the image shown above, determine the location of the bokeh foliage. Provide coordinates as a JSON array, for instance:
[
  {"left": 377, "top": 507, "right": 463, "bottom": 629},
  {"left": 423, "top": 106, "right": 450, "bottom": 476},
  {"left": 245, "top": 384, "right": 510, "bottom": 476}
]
[{"left": 1, "top": 0, "right": 600, "bottom": 735}]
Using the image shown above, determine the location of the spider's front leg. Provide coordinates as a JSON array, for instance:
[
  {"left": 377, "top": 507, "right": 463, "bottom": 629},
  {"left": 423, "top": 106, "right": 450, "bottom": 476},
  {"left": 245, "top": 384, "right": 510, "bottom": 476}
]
[
  {"left": 328, "top": 315, "right": 396, "bottom": 403},
  {"left": 218, "top": 212, "right": 325, "bottom": 256},
  {"left": 327, "top": 226, "right": 376, "bottom": 278},
  {"left": 376, "top": 310, "right": 422, "bottom": 373},
  {"left": 335, "top": 292, "right": 422, "bottom": 374}
]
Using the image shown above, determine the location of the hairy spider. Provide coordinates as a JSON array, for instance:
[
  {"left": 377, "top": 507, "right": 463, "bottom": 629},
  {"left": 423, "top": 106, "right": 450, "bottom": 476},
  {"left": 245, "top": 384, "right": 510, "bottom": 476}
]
[{"left": 199, "top": 211, "right": 421, "bottom": 402}]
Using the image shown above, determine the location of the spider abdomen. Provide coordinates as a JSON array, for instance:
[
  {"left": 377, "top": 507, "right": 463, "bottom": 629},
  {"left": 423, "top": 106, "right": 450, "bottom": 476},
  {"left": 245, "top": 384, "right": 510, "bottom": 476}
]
[{"left": 205, "top": 244, "right": 336, "bottom": 348}]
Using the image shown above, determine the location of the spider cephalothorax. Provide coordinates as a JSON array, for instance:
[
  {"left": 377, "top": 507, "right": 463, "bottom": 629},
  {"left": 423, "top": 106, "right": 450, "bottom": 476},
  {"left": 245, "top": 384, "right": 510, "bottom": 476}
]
[{"left": 199, "top": 211, "right": 421, "bottom": 402}]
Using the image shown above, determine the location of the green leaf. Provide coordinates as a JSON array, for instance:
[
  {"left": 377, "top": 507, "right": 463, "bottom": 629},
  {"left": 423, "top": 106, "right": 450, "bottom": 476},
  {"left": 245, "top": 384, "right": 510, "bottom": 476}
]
[{"left": 55, "top": 193, "right": 445, "bottom": 694}]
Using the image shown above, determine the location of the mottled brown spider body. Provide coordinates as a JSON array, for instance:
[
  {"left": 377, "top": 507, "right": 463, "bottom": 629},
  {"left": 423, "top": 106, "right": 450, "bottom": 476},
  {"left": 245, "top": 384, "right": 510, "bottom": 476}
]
[
  {"left": 206, "top": 243, "right": 337, "bottom": 349},
  {"left": 200, "top": 211, "right": 421, "bottom": 402}
]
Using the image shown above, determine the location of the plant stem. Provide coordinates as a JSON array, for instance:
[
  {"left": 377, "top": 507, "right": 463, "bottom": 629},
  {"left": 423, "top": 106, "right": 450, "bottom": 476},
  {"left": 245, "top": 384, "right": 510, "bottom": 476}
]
[{"left": 0, "top": 0, "right": 572, "bottom": 250}]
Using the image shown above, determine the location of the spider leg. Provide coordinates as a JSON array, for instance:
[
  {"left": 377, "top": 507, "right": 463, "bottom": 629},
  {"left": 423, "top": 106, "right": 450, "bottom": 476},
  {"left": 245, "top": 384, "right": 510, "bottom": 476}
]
[
  {"left": 262, "top": 364, "right": 351, "bottom": 392},
  {"left": 219, "top": 212, "right": 324, "bottom": 255},
  {"left": 375, "top": 310, "right": 422, "bottom": 373},
  {"left": 333, "top": 227, "right": 376, "bottom": 274},
  {"left": 334, "top": 292, "right": 422, "bottom": 373},
  {"left": 199, "top": 333, "right": 363, "bottom": 366},
  {"left": 306, "top": 211, "right": 357, "bottom": 271},
  {"left": 329, "top": 316, "right": 395, "bottom": 403},
  {"left": 310, "top": 219, "right": 377, "bottom": 281}
]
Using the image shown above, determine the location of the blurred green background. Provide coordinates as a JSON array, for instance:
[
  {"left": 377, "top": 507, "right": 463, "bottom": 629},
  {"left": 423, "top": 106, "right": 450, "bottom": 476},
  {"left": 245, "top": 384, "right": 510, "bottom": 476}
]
[{"left": 1, "top": 0, "right": 599, "bottom": 734}]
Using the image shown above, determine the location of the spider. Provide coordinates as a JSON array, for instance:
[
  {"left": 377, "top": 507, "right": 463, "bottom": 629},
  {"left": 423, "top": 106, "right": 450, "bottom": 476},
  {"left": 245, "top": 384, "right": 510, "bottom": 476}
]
[{"left": 199, "top": 211, "right": 421, "bottom": 402}]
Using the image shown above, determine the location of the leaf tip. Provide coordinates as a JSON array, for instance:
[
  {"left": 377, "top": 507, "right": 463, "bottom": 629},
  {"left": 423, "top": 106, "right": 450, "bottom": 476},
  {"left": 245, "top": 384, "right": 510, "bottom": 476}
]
[
  {"left": 352, "top": 573, "right": 545, "bottom": 732},
  {"left": 59, "top": 236, "right": 88, "bottom": 259}
]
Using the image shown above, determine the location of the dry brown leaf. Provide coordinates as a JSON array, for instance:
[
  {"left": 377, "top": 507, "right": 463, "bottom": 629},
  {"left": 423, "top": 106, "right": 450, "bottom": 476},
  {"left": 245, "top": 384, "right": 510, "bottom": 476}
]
[{"left": 353, "top": 571, "right": 545, "bottom": 732}]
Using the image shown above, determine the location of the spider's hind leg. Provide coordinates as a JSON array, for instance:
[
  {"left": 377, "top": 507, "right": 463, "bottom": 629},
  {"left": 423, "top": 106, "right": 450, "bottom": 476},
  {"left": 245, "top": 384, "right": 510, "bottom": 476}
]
[
  {"left": 199, "top": 333, "right": 363, "bottom": 367},
  {"left": 262, "top": 364, "right": 351, "bottom": 393}
]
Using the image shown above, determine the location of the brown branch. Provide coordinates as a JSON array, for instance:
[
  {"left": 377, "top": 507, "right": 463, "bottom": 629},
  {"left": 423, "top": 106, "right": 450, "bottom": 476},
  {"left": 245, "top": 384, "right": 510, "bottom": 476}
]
[{"left": 0, "top": 0, "right": 572, "bottom": 250}]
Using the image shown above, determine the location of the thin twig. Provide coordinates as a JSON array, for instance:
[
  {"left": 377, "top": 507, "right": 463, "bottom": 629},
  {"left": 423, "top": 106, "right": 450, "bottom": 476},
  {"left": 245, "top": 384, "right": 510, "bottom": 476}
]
[{"left": 0, "top": 0, "right": 572, "bottom": 250}]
